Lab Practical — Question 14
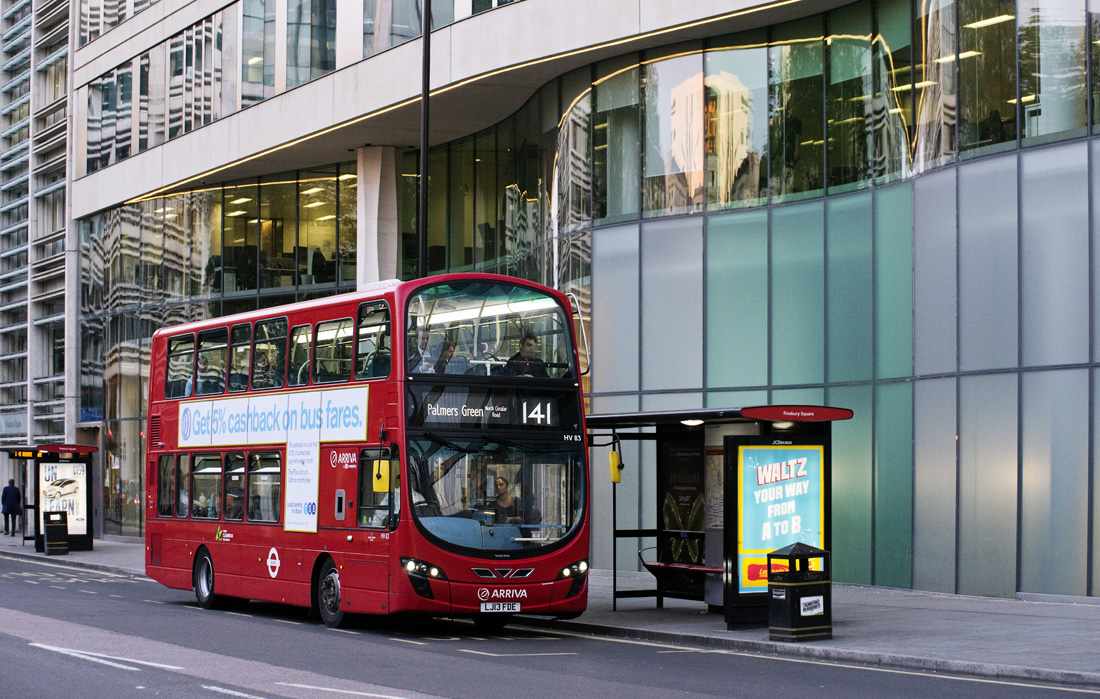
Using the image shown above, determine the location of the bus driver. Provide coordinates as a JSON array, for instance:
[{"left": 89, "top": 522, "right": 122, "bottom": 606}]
[{"left": 503, "top": 333, "right": 547, "bottom": 378}]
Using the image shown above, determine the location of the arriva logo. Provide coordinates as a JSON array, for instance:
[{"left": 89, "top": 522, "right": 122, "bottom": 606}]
[
  {"left": 181, "top": 408, "right": 191, "bottom": 440},
  {"left": 478, "top": 588, "right": 527, "bottom": 600},
  {"left": 330, "top": 451, "right": 356, "bottom": 469}
]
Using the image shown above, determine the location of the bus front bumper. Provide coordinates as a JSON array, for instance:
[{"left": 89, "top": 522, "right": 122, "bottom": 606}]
[{"left": 389, "top": 572, "right": 588, "bottom": 616}]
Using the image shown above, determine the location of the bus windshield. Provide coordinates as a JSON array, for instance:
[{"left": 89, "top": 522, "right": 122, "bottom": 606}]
[
  {"left": 406, "top": 280, "right": 576, "bottom": 379},
  {"left": 406, "top": 437, "right": 585, "bottom": 555}
]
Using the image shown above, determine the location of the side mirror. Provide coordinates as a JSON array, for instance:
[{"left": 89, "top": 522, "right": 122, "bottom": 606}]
[
  {"left": 609, "top": 451, "right": 622, "bottom": 484},
  {"left": 372, "top": 460, "right": 391, "bottom": 493}
]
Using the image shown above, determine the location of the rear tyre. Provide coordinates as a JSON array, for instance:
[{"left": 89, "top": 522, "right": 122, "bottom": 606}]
[
  {"left": 193, "top": 550, "right": 224, "bottom": 610},
  {"left": 317, "top": 558, "right": 345, "bottom": 628},
  {"left": 473, "top": 614, "right": 512, "bottom": 632}
]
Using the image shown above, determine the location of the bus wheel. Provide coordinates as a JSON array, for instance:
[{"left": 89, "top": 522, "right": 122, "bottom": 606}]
[
  {"left": 193, "top": 550, "right": 223, "bottom": 610},
  {"left": 473, "top": 614, "right": 512, "bottom": 632},
  {"left": 317, "top": 559, "right": 345, "bottom": 628}
]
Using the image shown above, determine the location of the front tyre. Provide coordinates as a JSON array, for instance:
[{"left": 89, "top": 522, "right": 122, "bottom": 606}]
[
  {"left": 317, "top": 559, "right": 345, "bottom": 628},
  {"left": 193, "top": 550, "right": 223, "bottom": 609}
]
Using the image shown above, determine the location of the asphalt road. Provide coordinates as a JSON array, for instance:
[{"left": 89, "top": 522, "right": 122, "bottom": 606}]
[{"left": 0, "top": 554, "right": 1091, "bottom": 699}]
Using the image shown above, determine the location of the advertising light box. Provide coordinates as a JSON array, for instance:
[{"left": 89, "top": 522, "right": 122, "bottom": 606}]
[
  {"left": 725, "top": 434, "right": 832, "bottom": 614},
  {"left": 39, "top": 458, "right": 89, "bottom": 537}
]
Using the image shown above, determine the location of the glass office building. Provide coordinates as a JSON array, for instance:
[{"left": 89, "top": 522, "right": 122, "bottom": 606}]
[{"left": 59, "top": 0, "right": 1100, "bottom": 597}]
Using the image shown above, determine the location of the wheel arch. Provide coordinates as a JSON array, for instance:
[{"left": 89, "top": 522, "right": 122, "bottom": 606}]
[
  {"left": 309, "top": 553, "right": 335, "bottom": 614},
  {"left": 192, "top": 544, "right": 212, "bottom": 577}
]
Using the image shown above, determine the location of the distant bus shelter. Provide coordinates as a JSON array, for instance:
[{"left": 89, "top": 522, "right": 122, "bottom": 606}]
[
  {"left": 587, "top": 405, "right": 851, "bottom": 623},
  {"left": 5, "top": 445, "right": 97, "bottom": 552}
]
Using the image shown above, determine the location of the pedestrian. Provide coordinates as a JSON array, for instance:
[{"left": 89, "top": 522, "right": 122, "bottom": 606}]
[{"left": 2, "top": 478, "right": 20, "bottom": 536}]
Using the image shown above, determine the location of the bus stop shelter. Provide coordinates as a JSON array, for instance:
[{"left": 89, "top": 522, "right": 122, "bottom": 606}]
[
  {"left": 5, "top": 445, "right": 97, "bottom": 552},
  {"left": 587, "top": 405, "right": 851, "bottom": 623}
]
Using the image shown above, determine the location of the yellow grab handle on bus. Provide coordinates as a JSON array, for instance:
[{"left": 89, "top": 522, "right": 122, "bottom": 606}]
[
  {"left": 609, "top": 451, "right": 622, "bottom": 484},
  {"left": 372, "top": 460, "right": 391, "bottom": 493}
]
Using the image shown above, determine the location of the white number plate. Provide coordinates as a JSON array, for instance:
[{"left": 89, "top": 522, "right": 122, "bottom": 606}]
[{"left": 480, "top": 601, "right": 521, "bottom": 613}]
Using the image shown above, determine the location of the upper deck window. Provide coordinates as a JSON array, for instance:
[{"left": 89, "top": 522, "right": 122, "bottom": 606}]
[
  {"left": 252, "top": 318, "right": 287, "bottom": 390},
  {"left": 405, "top": 281, "right": 576, "bottom": 379},
  {"left": 228, "top": 323, "right": 252, "bottom": 392},
  {"left": 165, "top": 334, "right": 195, "bottom": 399},
  {"left": 195, "top": 328, "right": 229, "bottom": 396},
  {"left": 355, "top": 302, "right": 391, "bottom": 379},
  {"left": 314, "top": 318, "right": 353, "bottom": 384},
  {"left": 288, "top": 324, "right": 313, "bottom": 386}
]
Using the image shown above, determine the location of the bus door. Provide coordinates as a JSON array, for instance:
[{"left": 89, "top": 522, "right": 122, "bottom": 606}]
[
  {"left": 343, "top": 446, "right": 392, "bottom": 612},
  {"left": 321, "top": 446, "right": 359, "bottom": 528}
]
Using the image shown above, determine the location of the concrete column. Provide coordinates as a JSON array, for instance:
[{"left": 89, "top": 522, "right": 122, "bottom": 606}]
[{"left": 357, "top": 146, "right": 400, "bottom": 286}]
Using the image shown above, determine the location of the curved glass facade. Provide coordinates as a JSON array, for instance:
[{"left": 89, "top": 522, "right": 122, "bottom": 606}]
[
  {"left": 81, "top": 0, "right": 1100, "bottom": 596},
  {"left": 79, "top": 164, "right": 358, "bottom": 535}
]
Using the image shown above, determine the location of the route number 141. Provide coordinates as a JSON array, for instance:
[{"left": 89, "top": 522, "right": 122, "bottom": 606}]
[{"left": 522, "top": 400, "right": 553, "bottom": 425}]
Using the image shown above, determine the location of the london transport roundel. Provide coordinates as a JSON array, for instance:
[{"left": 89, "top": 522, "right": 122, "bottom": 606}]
[{"left": 267, "top": 548, "right": 281, "bottom": 578}]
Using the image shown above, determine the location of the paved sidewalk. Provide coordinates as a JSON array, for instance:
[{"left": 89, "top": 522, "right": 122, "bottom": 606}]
[{"left": 1, "top": 533, "right": 1098, "bottom": 688}]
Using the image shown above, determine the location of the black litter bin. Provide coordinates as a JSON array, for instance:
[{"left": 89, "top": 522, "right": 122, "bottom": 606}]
[
  {"left": 43, "top": 511, "right": 68, "bottom": 555},
  {"left": 768, "top": 542, "right": 830, "bottom": 642}
]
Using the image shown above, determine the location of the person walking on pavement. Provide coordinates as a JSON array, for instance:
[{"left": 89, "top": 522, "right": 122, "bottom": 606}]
[{"left": 2, "top": 478, "right": 20, "bottom": 536}]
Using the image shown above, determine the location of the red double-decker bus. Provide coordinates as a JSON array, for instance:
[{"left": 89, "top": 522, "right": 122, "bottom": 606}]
[{"left": 145, "top": 274, "right": 590, "bottom": 629}]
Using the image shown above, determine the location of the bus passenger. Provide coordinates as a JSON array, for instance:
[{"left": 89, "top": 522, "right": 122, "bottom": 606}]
[
  {"left": 252, "top": 350, "right": 277, "bottom": 388},
  {"left": 492, "top": 476, "right": 524, "bottom": 524},
  {"left": 228, "top": 349, "right": 250, "bottom": 391},
  {"left": 365, "top": 336, "right": 391, "bottom": 377},
  {"left": 225, "top": 487, "right": 244, "bottom": 520},
  {"left": 434, "top": 341, "right": 455, "bottom": 374},
  {"left": 408, "top": 326, "right": 434, "bottom": 373},
  {"left": 185, "top": 354, "right": 219, "bottom": 395},
  {"left": 503, "top": 333, "right": 548, "bottom": 378},
  {"left": 198, "top": 354, "right": 224, "bottom": 394}
]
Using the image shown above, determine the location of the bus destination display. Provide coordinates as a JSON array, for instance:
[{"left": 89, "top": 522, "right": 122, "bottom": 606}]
[{"left": 421, "top": 395, "right": 558, "bottom": 428}]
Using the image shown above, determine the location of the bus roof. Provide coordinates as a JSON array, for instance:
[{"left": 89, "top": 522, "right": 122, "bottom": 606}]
[{"left": 149, "top": 273, "right": 568, "bottom": 341}]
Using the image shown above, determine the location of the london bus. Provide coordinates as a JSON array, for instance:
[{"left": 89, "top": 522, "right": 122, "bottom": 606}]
[{"left": 144, "top": 274, "right": 590, "bottom": 629}]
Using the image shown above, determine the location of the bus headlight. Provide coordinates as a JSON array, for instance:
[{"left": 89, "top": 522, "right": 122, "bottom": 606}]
[
  {"left": 556, "top": 560, "right": 589, "bottom": 580},
  {"left": 556, "top": 559, "right": 589, "bottom": 598},
  {"left": 400, "top": 557, "right": 447, "bottom": 599}
]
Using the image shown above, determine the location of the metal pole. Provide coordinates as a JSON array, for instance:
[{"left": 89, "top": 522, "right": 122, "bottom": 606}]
[
  {"left": 417, "top": 0, "right": 431, "bottom": 279},
  {"left": 612, "top": 480, "right": 617, "bottom": 611}
]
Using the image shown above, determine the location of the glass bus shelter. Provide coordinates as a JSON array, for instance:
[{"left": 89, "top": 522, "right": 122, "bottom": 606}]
[
  {"left": 587, "top": 405, "right": 851, "bottom": 623},
  {"left": 5, "top": 445, "right": 98, "bottom": 552}
]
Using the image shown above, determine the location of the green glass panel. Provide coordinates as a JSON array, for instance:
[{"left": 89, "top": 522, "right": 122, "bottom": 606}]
[
  {"left": 771, "top": 202, "right": 824, "bottom": 385},
  {"left": 706, "top": 210, "right": 768, "bottom": 389},
  {"left": 875, "top": 182, "right": 913, "bottom": 379},
  {"left": 874, "top": 381, "right": 913, "bottom": 588},
  {"left": 826, "top": 193, "right": 873, "bottom": 383},
  {"left": 828, "top": 384, "right": 873, "bottom": 584}
]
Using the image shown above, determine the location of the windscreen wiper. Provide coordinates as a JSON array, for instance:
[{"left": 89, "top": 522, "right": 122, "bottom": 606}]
[
  {"left": 482, "top": 434, "right": 540, "bottom": 452},
  {"left": 425, "top": 431, "right": 481, "bottom": 453}
]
